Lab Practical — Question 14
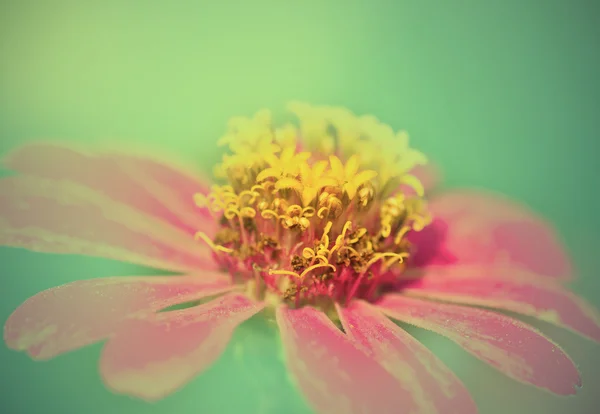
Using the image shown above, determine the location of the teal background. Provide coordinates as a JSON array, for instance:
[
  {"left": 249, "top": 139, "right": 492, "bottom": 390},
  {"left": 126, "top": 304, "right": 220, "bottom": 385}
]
[{"left": 1, "top": 1, "right": 599, "bottom": 413}]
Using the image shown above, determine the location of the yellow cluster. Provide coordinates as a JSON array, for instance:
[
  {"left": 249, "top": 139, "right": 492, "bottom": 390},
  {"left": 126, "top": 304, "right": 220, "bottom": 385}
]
[
  {"left": 194, "top": 102, "right": 432, "bottom": 300},
  {"left": 211, "top": 102, "right": 427, "bottom": 203}
]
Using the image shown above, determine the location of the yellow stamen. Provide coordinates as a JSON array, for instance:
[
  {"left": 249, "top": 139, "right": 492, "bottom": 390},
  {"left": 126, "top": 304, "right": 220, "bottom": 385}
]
[
  {"left": 269, "top": 263, "right": 336, "bottom": 280},
  {"left": 321, "top": 221, "right": 333, "bottom": 245},
  {"left": 302, "top": 249, "right": 329, "bottom": 265},
  {"left": 261, "top": 209, "right": 280, "bottom": 220},
  {"left": 341, "top": 245, "right": 360, "bottom": 257},
  {"left": 194, "top": 231, "right": 234, "bottom": 253},
  {"left": 394, "top": 225, "right": 411, "bottom": 245},
  {"left": 399, "top": 174, "right": 425, "bottom": 197},
  {"left": 349, "top": 228, "right": 367, "bottom": 243},
  {"left": 334, "top": 221, "right": 353, "bottom": 247},
  {"left": 240, "top": 207, "right": 256, "bottom": 218},
  {"left": 362, "top": 252, "right": 408, "bottom": 274}
]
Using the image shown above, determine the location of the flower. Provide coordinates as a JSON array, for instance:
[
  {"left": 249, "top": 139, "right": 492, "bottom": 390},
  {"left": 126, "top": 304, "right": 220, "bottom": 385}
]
[{"left": 2, "top": 103, "right": 600, "bottom": 414}]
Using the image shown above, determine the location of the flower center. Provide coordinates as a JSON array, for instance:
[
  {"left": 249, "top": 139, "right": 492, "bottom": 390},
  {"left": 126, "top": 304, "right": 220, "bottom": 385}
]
[{"left": 195, "top": 103, "right": 431, "bottom": 309}]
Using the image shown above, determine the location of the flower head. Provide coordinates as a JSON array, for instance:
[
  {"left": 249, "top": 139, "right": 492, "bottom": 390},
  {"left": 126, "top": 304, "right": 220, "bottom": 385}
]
[
  {"left": 2, "top": 103, "right": 600, "bottom": 414},
  {"left": 193, "top": 105, "right": 432, "bottom": 314}
]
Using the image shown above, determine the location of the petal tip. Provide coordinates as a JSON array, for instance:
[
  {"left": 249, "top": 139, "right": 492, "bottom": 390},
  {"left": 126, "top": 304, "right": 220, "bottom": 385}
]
[
  {"left": 99, "top": 354, "right": 187, "bottom": 402},
  {"left": 3, "top": 309, "right": 55, "bottom": 359},
  {"left": 100, "top": 370, "right": 172, "bottom": 402}
]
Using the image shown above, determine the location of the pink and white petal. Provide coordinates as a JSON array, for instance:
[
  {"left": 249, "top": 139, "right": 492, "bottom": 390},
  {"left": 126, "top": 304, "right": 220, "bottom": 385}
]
[
  {"left": 402, "top": 265, "right": 600, "bottom": 342},
  {"left": 100, "top": 293, "right": 262, "bottom": 401},
  {"left": 110, "top": 150, "right": 216, "bottom": 234},
  {"left": 337, "top": 301, "right": 477, "bottom": 414},
  {"left": 0, "top": 176, "right": 216, "bottom": 272},
  {"left": 276, "top": 305, "right": 410, "bottom": 414},
  {"left": 409, "top": 189, "right": 573, "bottom": 280},
  {"left": 3, "top": 142, "right": 216, "bottom": 238},
  {"left": 4, "top": 272, "right": 233, "bottom": 360},
  {"left": 377, "top": 294, "right": 581, "bottom": 395}
]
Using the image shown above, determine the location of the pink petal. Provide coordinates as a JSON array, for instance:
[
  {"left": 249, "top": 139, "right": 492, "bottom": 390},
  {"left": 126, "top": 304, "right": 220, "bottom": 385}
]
[
  {"left": 4, "top": 272, "right": 232, "bottom": 360},
  {"left": 402, "top": 265, "right": 600, "bottom": 342},
  {"left": 3, "top": 142, "right": 216, "bottom": 238},
  {"left": 409, "top": 189, "right": 573, "bottom": 280},
  {"left": 100, "top": 292, "right": 262, "bottom": 400},
  {"left": 0, "top": 176, "right": 215, "bottom": 272},
  {"left": 377, "top": 294, "right": 581, "bottom": 395},
  {"left": 276, "top": 305, "right": 410, "bottom": 414},
  {"left": 337, "top": 301, "right": 477, "bottom": 414}
]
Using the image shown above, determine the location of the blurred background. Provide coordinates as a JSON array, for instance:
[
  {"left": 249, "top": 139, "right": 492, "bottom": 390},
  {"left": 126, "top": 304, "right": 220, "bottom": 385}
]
[{"left": 1, "top": 1, "right": 599, "bottom": 413}]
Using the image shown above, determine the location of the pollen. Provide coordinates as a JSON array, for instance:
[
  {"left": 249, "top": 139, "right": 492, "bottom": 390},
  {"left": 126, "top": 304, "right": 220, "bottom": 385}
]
[{"left": 194, "top": 103, "right": 431, "bottom": 308}]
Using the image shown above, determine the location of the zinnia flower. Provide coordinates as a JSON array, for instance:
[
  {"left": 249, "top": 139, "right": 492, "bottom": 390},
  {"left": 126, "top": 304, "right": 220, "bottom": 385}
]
[{"left": 2, "top": 102, "right": 599, "bottom": 414}]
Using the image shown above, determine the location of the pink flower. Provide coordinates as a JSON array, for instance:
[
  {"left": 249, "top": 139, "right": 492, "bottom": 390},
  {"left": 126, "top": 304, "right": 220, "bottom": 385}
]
[{"left": 2, "top": 104, "right": 599, "bottom": 414}]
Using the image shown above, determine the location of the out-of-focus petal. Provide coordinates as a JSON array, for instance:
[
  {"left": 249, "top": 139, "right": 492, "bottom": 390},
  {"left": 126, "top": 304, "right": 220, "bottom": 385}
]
[
  {"left": 337, "top": 301, "right": 477, "bottom": 414},
  {"left": 100, "top": 293, "right": 262, "bottom": 401},
  {"left": 4, "top": 273, "right": 232, "bottom": 360},
  {"left": 3, "top": 142, "right": 216, "bottom": 238},
  {"left": 276, "top": 305, "right": 409, "bottom": 414},
  {"left": 409, "top": 189, "right": 573, "bottom": 280},
  {"left": 402, "top": 265, "right": 600, "bottom": 342},
  {"left": 377, "top": 294, "right": 581, "bottom": 395},
  {"left": 0, "top": 176, "right": 215, "bottom": 272}
]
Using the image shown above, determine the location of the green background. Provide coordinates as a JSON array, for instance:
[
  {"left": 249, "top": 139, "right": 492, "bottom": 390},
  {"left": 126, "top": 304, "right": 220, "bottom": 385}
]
[{"left": 1, "top": 1, "right": 599, "bottom": 413}]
